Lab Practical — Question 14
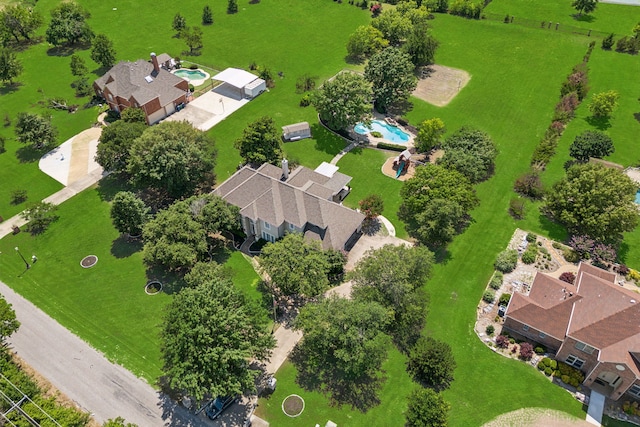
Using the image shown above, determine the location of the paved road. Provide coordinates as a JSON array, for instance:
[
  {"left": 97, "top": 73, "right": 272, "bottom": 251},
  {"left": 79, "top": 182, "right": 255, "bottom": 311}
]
[{"left": 0, "top": 279, "right": 213, "bottom": 427}]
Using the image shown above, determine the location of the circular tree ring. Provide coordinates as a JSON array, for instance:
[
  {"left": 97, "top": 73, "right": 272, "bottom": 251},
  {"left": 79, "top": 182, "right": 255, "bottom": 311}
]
[
  {"left": 80, "top": 255, "right": 98, "bottom": 268},
  {"left": 282, "top": 394, "right": 305, "bottom": 418},
  {"left": 145, "top": 281, "right": 162, "bottom": 295}
]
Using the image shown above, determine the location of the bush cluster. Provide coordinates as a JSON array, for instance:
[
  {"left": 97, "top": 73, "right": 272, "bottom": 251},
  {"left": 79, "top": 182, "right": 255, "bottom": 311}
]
[
  {"left": 521, "top": 245, "right": 538, "bottom": 264},
  {"left": 559, "top": 272, "right": 576, "bottom": 284},
  {"left": 495, "top": 249, "right": 518, "bottom": 273},
  {"left": 495, "top": 334, "right": 509, "bottom": 348},
  {"left": 536, "top": 358, "right": 584, "bottom": 387},
  {"left": 519, "top": 342, "right": 534, "bottom": 360},
  {"left": 489, "top": 271, "right": 503, "bottom": 290},
  {"left": 622, "top": 401, "right": 640, "bottom": 416},
  {"left": 498, "top": 293, "right": 511, "bottom": 306},
  {"left": 482, "top": 290, "right": 495, "bottom": 303},
  {"left": 449, "top": 0, "right": 483, "bottom": 19}
]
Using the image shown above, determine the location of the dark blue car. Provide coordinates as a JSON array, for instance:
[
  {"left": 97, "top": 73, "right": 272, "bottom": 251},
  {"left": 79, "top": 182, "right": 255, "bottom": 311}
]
[{"left": 205, "top": 396, "right": 235, "bottom": 420}]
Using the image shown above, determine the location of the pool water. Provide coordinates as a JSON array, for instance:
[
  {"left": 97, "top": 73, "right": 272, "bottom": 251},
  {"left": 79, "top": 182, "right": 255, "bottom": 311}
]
[
  {"left": 636, "top": 190, "right": 640, "bottom": 204},
  {"left": 174, "top": 69, "right": 207, "bottom": 81},
  {"left": 354, "top": 120, "right": 410, "bottom": 143}
]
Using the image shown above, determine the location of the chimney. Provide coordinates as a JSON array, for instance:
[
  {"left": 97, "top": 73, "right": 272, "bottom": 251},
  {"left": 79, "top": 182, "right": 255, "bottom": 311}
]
[
  {"left": 282, "top": 159, "right": 289, "bottom": 180},
  {"left": 150, "top": 52, "right": 159, "bottom": 73}
]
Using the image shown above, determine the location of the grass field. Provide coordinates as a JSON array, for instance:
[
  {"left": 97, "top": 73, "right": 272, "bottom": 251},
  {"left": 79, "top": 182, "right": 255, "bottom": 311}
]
[{"left": 0, "top": 0, "right": 638, "bottom": 425}]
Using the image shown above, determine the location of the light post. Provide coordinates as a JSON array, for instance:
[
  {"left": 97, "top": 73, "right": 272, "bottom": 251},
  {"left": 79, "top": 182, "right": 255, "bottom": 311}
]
[
  {"left": 219, "top": 97, "right": 225, "bottom": 113},
  {"left": 14, "top": 247, "right": 30, "bottom": 270}
]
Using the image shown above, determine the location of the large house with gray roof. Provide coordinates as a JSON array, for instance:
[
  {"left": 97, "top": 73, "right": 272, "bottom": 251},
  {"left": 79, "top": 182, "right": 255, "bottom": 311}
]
[
  {"left": 504, "top": 262, "right": 640, "bottom": 401},
  {"left": 93, "top": 53, "right": 188, "bottom": 125},
  {"left": 215, "top": 161, "right": 364, "bottom": 251}
]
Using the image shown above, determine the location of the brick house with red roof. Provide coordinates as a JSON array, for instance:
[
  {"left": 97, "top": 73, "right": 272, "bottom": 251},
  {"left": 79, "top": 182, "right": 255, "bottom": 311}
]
[
  {"left": 504, "top": 263, "right": 640, "bottom": 401},
  {"left": 93, "top": 53, "right": 188, "bottom": 125}
]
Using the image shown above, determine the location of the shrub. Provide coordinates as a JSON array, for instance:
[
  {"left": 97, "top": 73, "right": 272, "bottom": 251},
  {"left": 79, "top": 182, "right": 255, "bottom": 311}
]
[
  {"left": 495, "top": 335, "right": 509, "bottom": 348},
  {"left": 552, "top": 242, "right": 562, "bottom": 249},
  {"left": 544, "top": 367, "right": 553, "bottom": 376},
  {"left": 563, "top": 248, "right": 580, "bottom": 263},
  {"left": 371, "top": 131, "right": 383, "bottom": 138},
  {"left": 541, "top": 357, "right": 552, "bottom": 367},
  {"left": 549, "top": 359, "right": 558, "bottom": 369},
  {"left": 489, "top": 271, "right": 503, "bottom": 290},
  {"left": 499, "top": 293, "right": 511, "bottom": 306},
  {"left": 377, "top": 142, "right": 405, "bottom": 151},
  {"left": 482, "top": 290, "right": 495, "bottom": 303},
  {"left": 519, "top": 342, "right": 534, "bottom": 360},
  {"left": 514, "top": 171, "right": 544, "bottom": 199},
  {"left": 495, "top": 249, "right": 518, "bottom": 273},
  {"left": 602, "top": 33, "right": 615, "bottom": 50},
  {"left": 561, "top": 374, "right": 570, "bottom": 384},
  {"left": 628, "top": 269, "right": 640, "bottom": 284},
  {"left": 534, "top": 346, "right": 546, "bottom": 355},
  {"left": 591, "top": 243, "right": 617, "bottom": 266},
  {"left": 617, "top": 264, "right": 630, "bottom": 276},
  {"left": 537, "top": 361, "right": 545, "bottom": 370},
  {"left": 10, "top": 189, "right": 28, "bottom": 205},
  {"left": 509, "top": 198, "right": 525, "bottom": 219},
  {"left": 485, "top": 325, "right": 495, "bottom": 335},
  {"left": 521, "top": 247, "right": 537, "bottom": 264},
  {"left": 531, "top": 135, "right": 559, "bottom": 166},
  {"left": 299, "top": 93, "right": 312, "bottom": 107},
  {"left": 560, "top": 63, "right": 589, "bottom": 101},
  {"left": 553, "top": 92, "right": 580, "bottom": 123},
  {"left": 526, "top": 233, "right": 537, "bottom": 243},
  {"left": 559, "top": 272, "right": 576, "bottom": 284}
]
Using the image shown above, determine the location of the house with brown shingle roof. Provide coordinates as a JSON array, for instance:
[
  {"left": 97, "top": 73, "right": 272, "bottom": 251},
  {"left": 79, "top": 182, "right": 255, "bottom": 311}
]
[
  {"left": 504, "top": 262, "right": 640, "bottom": 401},
  {"left": 93, "top": 53, "right": 188, "bottom": 125},
  {"left": 214, "top": 161, "right": 364, "bottom": 251}
]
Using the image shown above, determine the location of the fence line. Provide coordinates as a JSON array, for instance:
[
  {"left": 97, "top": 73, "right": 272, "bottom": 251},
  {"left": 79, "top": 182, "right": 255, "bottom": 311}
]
[{"left": 480, "top": 12, "right": 612, "bottom": 39}]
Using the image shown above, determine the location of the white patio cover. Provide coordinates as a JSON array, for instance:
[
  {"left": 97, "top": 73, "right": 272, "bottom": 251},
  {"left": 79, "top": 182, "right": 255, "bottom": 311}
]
[{"left": 211, "top": 68, "right": 258, "bottom": 89}]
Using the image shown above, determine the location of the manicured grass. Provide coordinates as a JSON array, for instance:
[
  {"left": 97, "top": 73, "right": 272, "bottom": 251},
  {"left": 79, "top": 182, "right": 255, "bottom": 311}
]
[
  {"left": 486, "top": 0, "right": 640, "bottom": 35},
  {"left": 336, "top": 147, "right": 408, "bottom": 239},
  {"left": 256, "top": 349, "right": 417, "bottom": 426}
]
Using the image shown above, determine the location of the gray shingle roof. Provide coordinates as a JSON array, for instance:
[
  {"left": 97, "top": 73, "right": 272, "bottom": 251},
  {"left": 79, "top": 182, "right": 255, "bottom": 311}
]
[{"left": 215, "top": 164, "right": 364, "bottom": 250}]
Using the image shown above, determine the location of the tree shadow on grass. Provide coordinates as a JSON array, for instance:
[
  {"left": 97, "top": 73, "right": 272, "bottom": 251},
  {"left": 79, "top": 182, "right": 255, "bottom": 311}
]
[
  {"left": 110, "top": 235, "right": 143, "bottom": 258},
  {"left": 617, "top": 241, "right": 630, "bottom": 264},
  {"left": 584, "top": 115, "right": 612, "bottom": 131},
  {"left": 537, "top": 213, "right": 568, "bottom": 243},
  {"left": 15, "top": 145, "right": 43, "bottom": 163},
  {"left": 95, "top": 174, "right": 134, "bottom": 202},
  {"left": 46, "top": 42, "right": 90, "bottom": 57},
  {"left": 572, "top": 13, "right": 596, "bottom": 23},
  {"left": 290, "top": 345, "right": 383, "bottom": 413},
  {"left": 311, "top": 124, "right": 350, "bottom": 157},
  {"left": 145, "top": 266, "right": 186, "bottom": 295},
  {"left": 0, "top": 82, "right": 23, "bottom": 96}
]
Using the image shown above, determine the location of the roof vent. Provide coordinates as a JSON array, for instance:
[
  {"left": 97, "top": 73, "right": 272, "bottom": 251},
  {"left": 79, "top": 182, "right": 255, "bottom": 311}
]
[
  {"left": 144, "top": 75, "right": 153, "bottom": 83},
  {"left": 631, "top": 299, "right": 637, "bottom": 304}
]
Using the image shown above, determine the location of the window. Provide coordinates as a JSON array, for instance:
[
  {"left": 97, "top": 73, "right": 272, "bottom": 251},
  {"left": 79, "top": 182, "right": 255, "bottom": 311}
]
[
  {"left": 289, "top": 223, "right": 295, "bottom": 231},
  {"left": 575, "top": 341, "right": 596, "bottom": 354},
  {"left": 629, "top": 384, "right": 640, "bottom": 398},
  {"left": 539, "top": 332, "right": 546, "bottom": 339},
  {"left": 565, "top": 354, "right": 585, "bottom": 369},
  {"left": 263, "top": 221, "right": 270, "bottom": 230},
  {"left": 261, "top": 231, "right": 275, "bottom": 243},
  {"left": 522, "top": 325, "right": 529, "bottom": 332}
]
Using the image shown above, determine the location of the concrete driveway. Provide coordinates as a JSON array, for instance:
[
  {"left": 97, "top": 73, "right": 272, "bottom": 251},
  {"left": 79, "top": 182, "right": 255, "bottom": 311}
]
[
  {"left": 346, "top": 233, "right": 411, "bottom": 271},
  {"left": 164, "top": 86, "right": 250, "bottom": 131}
]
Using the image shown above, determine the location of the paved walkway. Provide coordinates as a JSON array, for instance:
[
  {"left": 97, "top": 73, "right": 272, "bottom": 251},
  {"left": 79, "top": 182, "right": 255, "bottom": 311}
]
[
  {"left": 329, "top": 141, "right": 358, "bottom": 165},
  {"left": 586, "top": 390, "right": 605, "bottom": 426}
]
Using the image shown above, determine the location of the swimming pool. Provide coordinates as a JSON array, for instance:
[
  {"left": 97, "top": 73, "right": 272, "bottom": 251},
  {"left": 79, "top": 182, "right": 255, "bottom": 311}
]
[
  {"left": 354, "top": 120, "right": 410, "bottom": 144},
  {"left": 174, "top": 69, "right": 207, "bottom": 81},
  {"left": 636, "top": 190, "right": 640, "bottom": 204}
]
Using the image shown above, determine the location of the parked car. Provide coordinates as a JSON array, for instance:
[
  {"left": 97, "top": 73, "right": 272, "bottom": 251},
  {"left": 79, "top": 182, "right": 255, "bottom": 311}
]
[
  {"left": 498, "top": 305, "right": 507, "bottom": 317},
  {"left": 205, "top": 396, "right": 236, "bottom": 420}
]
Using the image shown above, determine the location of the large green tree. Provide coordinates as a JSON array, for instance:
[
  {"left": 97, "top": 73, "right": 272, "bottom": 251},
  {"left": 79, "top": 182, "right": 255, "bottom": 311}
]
[
  {"left": 346, "top": 25, "right": 388, "bottom": 60},
  {"left": 351, "top": 244, "right": 433, "bottom": 351},
  {"left": 0, "top": 295, "right": 20, "bottom": 347},
  {"left": 588, "top": 90, "right": 619, "bottom": 118},
  {"left": 437, "top": 126, "right": 498, "bottom": 183},
  {"left": 161, "top": 276, "right": 274, "bottom": 401},
  {"left": 545, "top": 163, "right": 639, "bottom": 243},
  {"left": 128, "top": 121, "right": 216, "bottom": 197},
  {"left": 15, "top": 112, "right": 57, "bottom": 149},
  {"left": 181, "top": 26, "right": 203, "bottom": 55},
  {"left": 403, "top": 20, "right": 439, "bottom": 67},
  {"left": 110, "top": 191, "right": 150, "bottom": 236},
  {"left": 45, "top": 1, "right": 93, "bottom": 46},
  {"left": 142, "top": 195, "right": 238, "bottom": 271},
  {"left": 95, "top": 120, "right": 146, "bottom": 173},
  {"left": 365, "top": 47, "right": 417, "bottom": 113},
  {"left": 407, "top": 336, "right": 456, "bottom": 391},
  {"left": 234, "top": 116, "right": 283, "bottom": 166},
  {"left": 399, "top": 164, "right": 478, "bottom": 247},
  {"left": 405, "top": 387, "right": 450, "bottom": 427},
  {"left": 90, "top": 34, "right": 117, "bottom": 68},
  {"left": 292, "top": 297, "right": 391, "bottom": 411},
  {"left": 371, "top": 9, "right": 412, "bottom": 46},
  {"left": 572, "top": 0, "right": 598, "bottom": 16},
  {"left": 69, "top": 54, "right": 87, "bottom": 77},
  {"left": 0, "top": 47, "right": 22, "bottom": 84},
  {"left": 312, "top": 72, "right": 372, "bottom": 131},
  {"left": 260, "top": 233, "right": 331, "bottom": 297},
  {"left": 569, "top": 130, "right": 614, "bottom": 163},
  {"left": 103, "top": 417, "right": 137, "bottom": 427},
  {"left": 0, "top": 4, "right": 43, "bottom": 43}
]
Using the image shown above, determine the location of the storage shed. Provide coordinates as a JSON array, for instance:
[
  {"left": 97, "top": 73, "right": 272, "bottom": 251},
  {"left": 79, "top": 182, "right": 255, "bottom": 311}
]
[
  {"left": 211, "top": 68, "right": 264, "bottom": 99},
  {"left": 244, "top": 78, "right": 266, "bottom": 98},
  {"left": 282, "top": 122, "right": 312, "bottom": 141}
]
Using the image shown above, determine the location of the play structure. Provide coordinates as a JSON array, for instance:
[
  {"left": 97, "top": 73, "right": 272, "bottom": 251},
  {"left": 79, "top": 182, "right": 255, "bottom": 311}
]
[{"left": 392, "top": 149, "right": 412, "bottom": 179}]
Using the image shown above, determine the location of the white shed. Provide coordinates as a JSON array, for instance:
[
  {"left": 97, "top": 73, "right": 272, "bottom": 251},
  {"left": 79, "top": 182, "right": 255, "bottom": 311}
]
[
  {"left": 282, "top": 122, "right": 311, "bottom": 141},
  {"left": 244, "top": 78, "right": 266, "bottom": 98}
]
